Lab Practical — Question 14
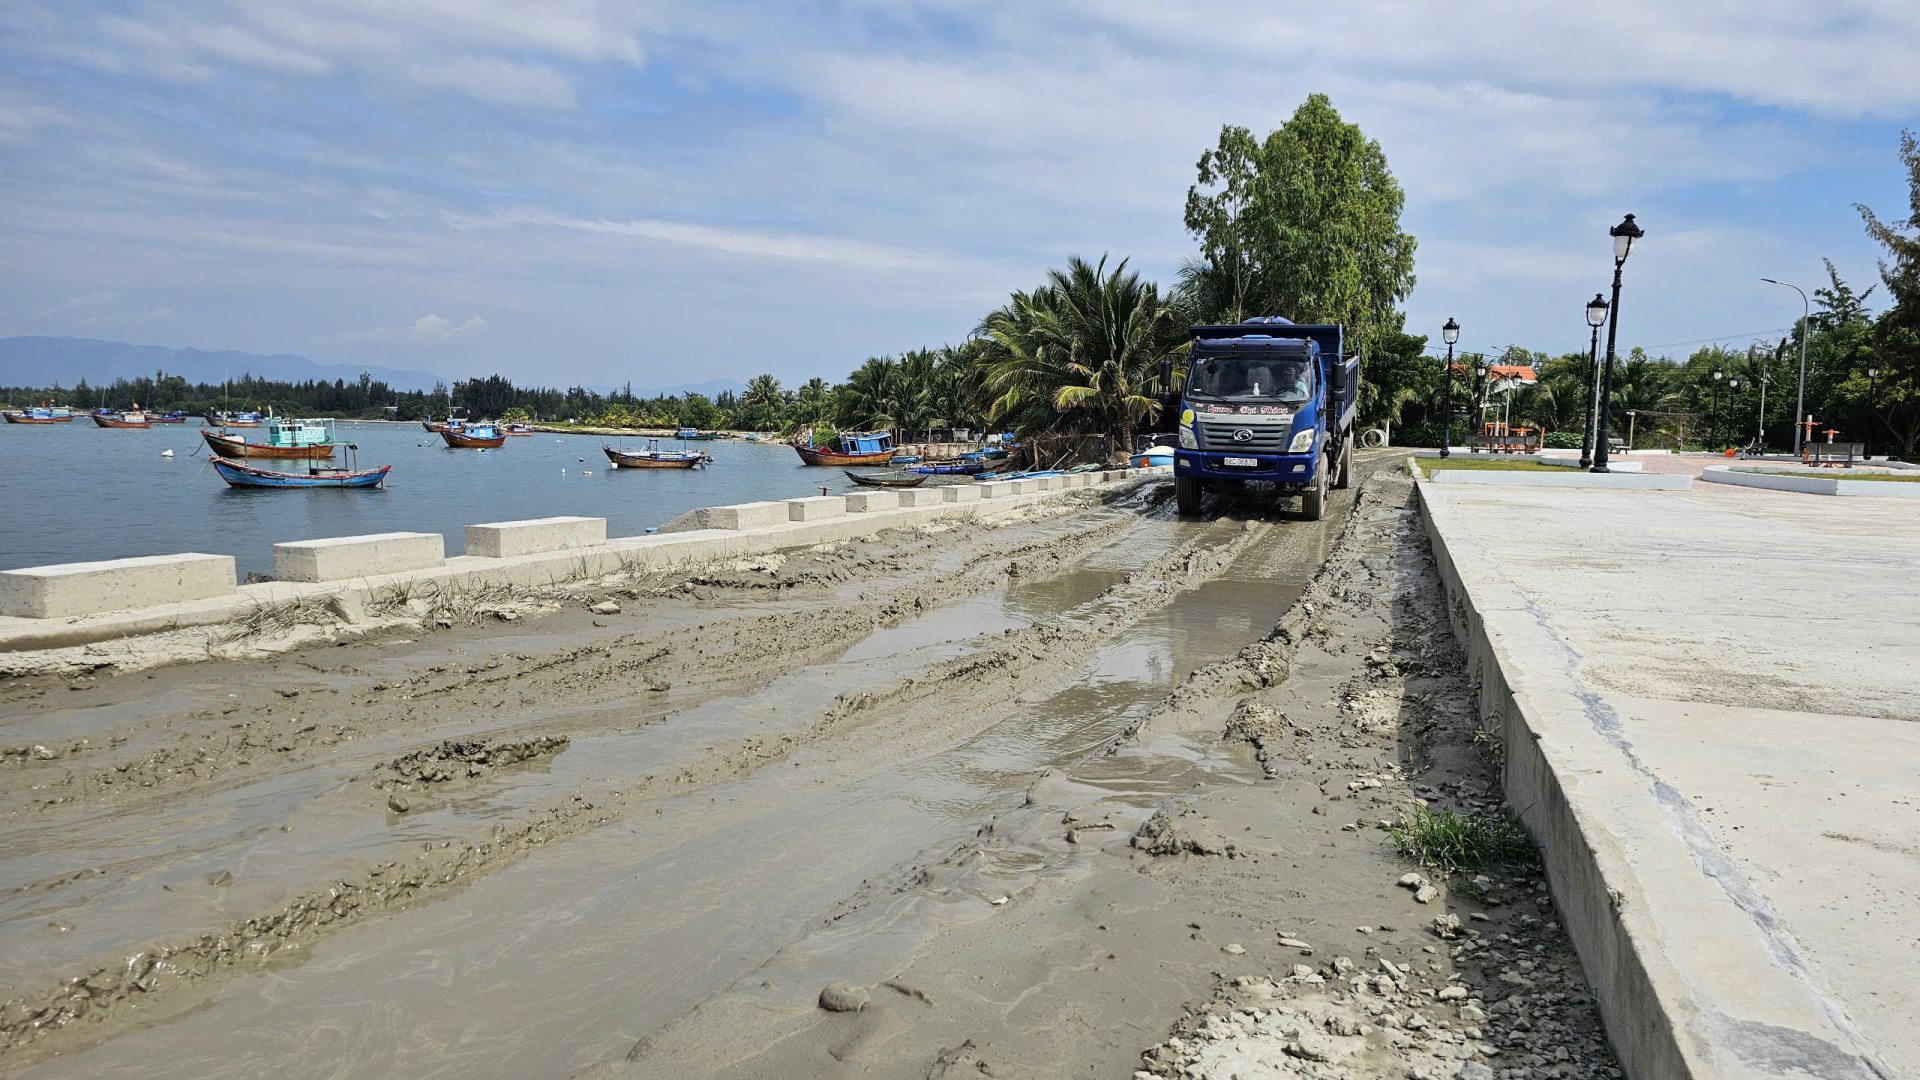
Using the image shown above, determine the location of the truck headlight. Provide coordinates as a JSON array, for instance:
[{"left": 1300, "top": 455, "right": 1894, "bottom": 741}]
[
  {"left": 1178, "top": 426, "right": 1197, "bottom": 449},
  {"left": 1288, "top": 430, "right": 1315, "bottom": 453}
]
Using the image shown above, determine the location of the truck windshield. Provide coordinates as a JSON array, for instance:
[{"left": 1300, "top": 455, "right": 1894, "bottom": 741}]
[{"left": 1186, "top": 356, "right": 1313, "bottom": 403}]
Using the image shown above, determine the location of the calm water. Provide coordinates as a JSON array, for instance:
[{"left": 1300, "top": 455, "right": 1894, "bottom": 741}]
[{"left": 0, "top": 422, "right": 869, "bottom": 578}]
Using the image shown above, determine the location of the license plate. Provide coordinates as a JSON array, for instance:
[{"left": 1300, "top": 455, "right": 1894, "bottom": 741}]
[{"left": 1222, "top": 456, "right": 1259, "bottom": 468}]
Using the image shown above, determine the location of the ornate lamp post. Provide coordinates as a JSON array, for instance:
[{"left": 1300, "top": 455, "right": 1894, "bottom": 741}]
[
  {"left": 1440, "top": 318, "right": 1459, "bottom": 457},
  {"left": 1592, "top": 214, "right": 1643, "bottom": 472},
  {"left": 1580, "top": 293, "right": 1609, "bottom": 467},
  {"left": 1761, "top": 278, "right": 1812, "bottom": 456},
  {"left": 1711, "top": 369, "right": 1724, "bottom": 448}
]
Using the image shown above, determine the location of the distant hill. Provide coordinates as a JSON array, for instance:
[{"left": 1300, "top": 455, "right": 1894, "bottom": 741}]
[{"left": 0, "top": 337, "right": 448, "bottom": 393}]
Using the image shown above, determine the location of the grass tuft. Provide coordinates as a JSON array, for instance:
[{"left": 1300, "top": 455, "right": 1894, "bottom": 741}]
[{"left": 1387, "top": 804, "right": 1534, "bottom": 875}]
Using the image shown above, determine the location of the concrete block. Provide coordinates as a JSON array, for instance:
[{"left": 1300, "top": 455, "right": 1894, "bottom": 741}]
[
  {"left": 977, "top": 481, "right": 1016, "bottom": 499},
  {"left": 465, "top": 516, "right": 607, "bottom": 558},
  {"left": 843, "top": 490, "right": 899, "bottom": 512},
  {"left": 0, "top": 553, "right": 237, "bottom": 619},
  {"left": 942, "top": 485, "right": 983, "bottom": 503},
  {"left": 1007, "top": 479, "right": 1035, "bottom": 495},
  {"left": 703, "top": 501, "right": 791, "bottom": 530},
  {"left": 893, "top": 489, "right": 933, "bottom": 507},
  {"left": 1423, "top": 470, "right": 1690, "bottom": 490},
  {"left": 787, "top": 496, "right": 847, "bottom": 521},
  {"left": 1700, "top": 465, "right": 1920, "bottom": 498},
  {"left": 273, "top": 532, "right": 445, "bottom": 583},
  {"left": 1036, "top": 476, "right": 1061, "bottom": 491}
]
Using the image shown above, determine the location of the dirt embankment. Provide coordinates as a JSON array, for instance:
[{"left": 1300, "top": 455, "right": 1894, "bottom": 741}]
[{"left": 595, "top": 468, "right": 1619, "bottom": 1080}]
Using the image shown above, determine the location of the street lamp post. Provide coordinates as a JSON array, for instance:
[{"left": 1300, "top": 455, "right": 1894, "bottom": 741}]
[
  {"left": 1868, "top": 366, "right": 1880, "bottom": 455},
  {"left": 1580, "top": 294, "right": 1609, "bottom": 468},
  {"left": 1440, "top": 318, "right": 1459, "bottom": 457},
  {"left": 1625, "top": 409, "right": 1637, "bottom": 450},
  {"left": 1592, "top": 214, "right": 1643, "bottom": 472},
  {"left": 1711, "top": 369, "right": 1724, "bottom": 448},
  {"left": 1761, "top": 278, "right": 1811, "bottom": 455}
]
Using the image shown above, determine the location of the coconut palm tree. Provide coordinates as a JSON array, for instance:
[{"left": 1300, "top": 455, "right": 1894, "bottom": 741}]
[
  {"left": 739, "top": 373, "right": 785, "bottom": 431},
  {"left": 976, "top": 255, "right": 1184, "bottom": 454},
  {"left": 836, "top": 356, "right": 899, "bottom": 432}
]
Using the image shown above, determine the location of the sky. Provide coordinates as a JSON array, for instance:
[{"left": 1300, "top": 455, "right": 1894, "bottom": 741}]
[{"left": 2, "top": 1, "right": 1917, "bottom": 389}]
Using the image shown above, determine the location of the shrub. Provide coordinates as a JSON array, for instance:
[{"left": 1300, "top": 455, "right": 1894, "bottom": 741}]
[{"left": 1387, "top": 804, "right": 1534, "bottom": 875}]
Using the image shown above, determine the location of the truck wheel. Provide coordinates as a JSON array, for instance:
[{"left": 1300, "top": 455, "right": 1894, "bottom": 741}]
[
  {"left": 1301, "top": 457, "right": 1327, "bottom": 521},
  {"left": 1175, "top": 476, "right": 1202, "bottom": 517},
  {"left": 1331, "top": 438, "right": 1352, "bottom": 490}
]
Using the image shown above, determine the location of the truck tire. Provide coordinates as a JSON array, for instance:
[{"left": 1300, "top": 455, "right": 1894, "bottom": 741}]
[
  {"left": 1331, "top": 437, "right": 1352, "bottom": 490},
  {"left": 1300, "top": 455, "right": 1327, "bottom": 521},
  {"left": 1175, "top": 476, "right": 1202, "bottom": 517}
]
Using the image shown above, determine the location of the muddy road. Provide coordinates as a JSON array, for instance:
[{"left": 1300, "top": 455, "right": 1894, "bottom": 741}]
[{"left": 0, "top": 454, "right": 1616, "bottom": 1079}]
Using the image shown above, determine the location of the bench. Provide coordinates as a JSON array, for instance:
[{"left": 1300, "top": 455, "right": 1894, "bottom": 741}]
[
  {"left": 1466, "top": 433, "right": 1541, "bottom": 454},
  {"left": 1803, "top": 442, "right": 1865, "bottom": 466}
]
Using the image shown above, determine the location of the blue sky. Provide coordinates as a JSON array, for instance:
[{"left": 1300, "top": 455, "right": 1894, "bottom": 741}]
[{"left": 2, "top": 1, "right": 1915, "bottom": 387}]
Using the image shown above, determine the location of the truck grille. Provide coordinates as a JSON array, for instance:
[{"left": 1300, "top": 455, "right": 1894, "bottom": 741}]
[{"left": 1196, "top": 421, "right": 1290, "bottom": 452}]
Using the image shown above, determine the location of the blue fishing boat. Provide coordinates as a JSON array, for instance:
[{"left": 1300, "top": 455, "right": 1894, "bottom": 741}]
[
  {"left": 210, "top": 456, "right": 391, "bottom": 488},
  {"left": 907, "top": 459, "right": 987, "bottom": 475}
]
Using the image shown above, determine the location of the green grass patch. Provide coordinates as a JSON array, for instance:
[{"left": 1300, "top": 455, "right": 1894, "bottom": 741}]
[
  {"left": 1387, "top": 804, "right": 1535, "bottom": 875},
  {"left": 1420, "top": 457, "right": 1567, "bottom": 473}
]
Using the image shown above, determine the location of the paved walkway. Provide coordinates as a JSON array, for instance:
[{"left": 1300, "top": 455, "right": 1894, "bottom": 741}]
[{"left": 1420, "top": 480, "right": 1919, "bottom": 1080}]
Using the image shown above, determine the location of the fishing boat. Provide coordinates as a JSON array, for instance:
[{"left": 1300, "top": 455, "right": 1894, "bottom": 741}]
[
  {"left": 92, "top": 407, "right": 151, "bottom": 428},
  {"left": 790, "top": 428, "right": 896, "bottom": 466},
  {"left": 504, "top": 422, "right": 534, "bottom": 436},
  {"left": 1131, "top": 444, "right": 1175, "bottom": 468},
  {"left": 676, "top": 427, "right": 721, "bottom": 441},
  {"left": 442, "top": 423, "right": 506, "bottom": 448},
  {"left": 202, "top": 416, "right": 339, "bottom": 460},
  {"left": 888, "top": 454, "right": 923, "bottom": 464},
  {"left": 148, "top": 410, "right": 188, "bottom": 424},
  {"left": 603, "top": 441, "right": 709, "bottom": 469},
  {"left": 843, "top": 469, "right": 928, "bottom": 488},
  {"left": 3, "top": 406, "right": 66, "bottom": 424},
  {"left": 210, "top": 456, "right": 390, "bottom": 489},
  {"left": 206, "top": 410, "right": 264, "bottom": 428},
  {"left": 907, "top": 459, "right": 988, "bottom": 476}
]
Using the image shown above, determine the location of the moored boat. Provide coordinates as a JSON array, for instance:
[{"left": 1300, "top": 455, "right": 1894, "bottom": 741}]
[
  {"left": 676, "top": 427, "right": 720, "bottom": 441},
  {"left": 206, "top": 410, "right": 264, "bottom": 427},
  {"left": 907, "top": 459, "right": 988, "bottom": 475},
  {"left": 210, "top": 456, "right": 390, "bottom": 489},
  {"left": 843, "top": 469, "right": 928, "bottom": 488},
  {"left": 604, "top": 442, "right": 708, "bottom": 469},
  {"left": 92, "top": 407, "right": 151, "bottom": 428},
  {"left": 790, "top": 428, "right": 896, "bottom": 466},
  {"left": 202, "top": 417, "right": 340, "bottom": 460},
  {"left": 4, "top": 406, "right": 64, "bottom": 424},
  {"left": 148, "top": 410, "right": 187, "bottom": 423},
  {"left": 442, "top": 423, "right": 506, "bottom": 448},
  {"left": 504, "top": 422, "right": 534, "bottom": 435}
]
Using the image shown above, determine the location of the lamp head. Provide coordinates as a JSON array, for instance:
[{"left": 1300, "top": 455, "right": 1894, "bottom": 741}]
[
  {"left": 1611, "top": 213, "right": 1643, "bottom": 261},
  {"left": 1869, "top": 367, "right": 1880, "bottom": 378},
  {"left": 1442, "top": 317, "right": 1459, "bottom": 345},
  {"left": 1586, "top": 293, "right": 1609, "bottom": 327},
  {"left": 1713, "top": 369, "right": 1723, "bottom": 380}
]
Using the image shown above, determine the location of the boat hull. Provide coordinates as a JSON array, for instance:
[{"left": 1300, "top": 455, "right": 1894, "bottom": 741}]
[
  {"left": 92, "top": 414, "right": 150, "bottom": 428},
  {"left": 441, "top": 430, "right": 506, "bottom": 448},
  {"left": 603, "top": 446, "right": 705, "bottom": 469},
  {"left": 791, "top": 443, "right": 897, "bottom": 466},
  {"left": 202, "top": 429, "right": 338, "bottom": 459},
  {"left": 907, "top": 460, "right": 987, "bottom": 475},
  {"left": 211, "top": 457, "right": 390, "bottom": 488},
  {"left": 843, "top": 470, "right": 928, "bottom": 488},
  {"left": 3, "top": 412, "right": 59, "bottom": 424}
]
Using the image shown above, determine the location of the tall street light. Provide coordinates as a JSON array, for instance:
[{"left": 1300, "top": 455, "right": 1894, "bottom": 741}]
[
  {"left": 1592, "top": 214, "right": 1643, "bottom": 472},
  {"left": 1761, "top": 277, "right": 1811, "bottom": 455},
  {"left": 1868, "top": 366, "right": 1880, "bottom": 455},
  {"left": 1439, "top": 317, "right": 1460, "bottom": 457},
  {"left": 1580, "top": 293, "right": 1609, "bottom": 468},
  {"left": 1711, "top": 368, "right": 1724, "bottom": 448}
]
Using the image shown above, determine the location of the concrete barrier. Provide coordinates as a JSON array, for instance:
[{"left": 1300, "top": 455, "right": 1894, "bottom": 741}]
[
  {"left": 977, "top": 481, "right": 1015, "bottom": 499},
  {"left": 787, "top": 496, "right": 847, "bottom": 521},
  {"left": 1423, "top": 469, "right": 1690, "bottom": 490},
  {"left": 702, "top": 501, "right": 791, "bottom": 530},
  {"left": 1700, "top": 465, "right": 1920, "bottom": 498},
  {"left": 465, "top": 516, "right": 608, "bottom": 558},
  {"left": 1006, "top": 479, "right": 1035, "bottom": 495},
  {"left": 844, "top": 490, "right": 899, "bottom": 512},
  {"left": 0, "top": 553, "right": 237, "bottom": 619},
  {"left": 273, "top": 532, "right": 446, "bottom": 583},
  {"left": 942, "top": 485, "right": 983, "bottom": 503}
]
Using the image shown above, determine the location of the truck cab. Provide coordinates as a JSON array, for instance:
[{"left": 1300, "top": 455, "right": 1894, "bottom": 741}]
[{"left": 1164, "top": 318, "right": 1359, "bottom": 520}]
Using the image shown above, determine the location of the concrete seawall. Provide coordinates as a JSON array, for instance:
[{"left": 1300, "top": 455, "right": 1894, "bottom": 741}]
[
  {"left": 1417, "top": 479, "right": 1916, "bottom": 1080},
  {"left": 0, "top": 469, "right": 1165, "bottom": 653}
]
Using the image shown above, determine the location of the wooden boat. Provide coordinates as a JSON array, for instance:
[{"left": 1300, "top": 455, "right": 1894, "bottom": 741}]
[
  {"left": 206, "top": 410, "right": 263, "bottom": 428},
  {"left": 843, "top": 469, "right": 928, "bottom": 488},
  {"left": 604, "top": 442, "right": 708, "bottom": 469},
  {"left": 210, "top": 456, "right": 390, "bottom": 489},
  {"left": 202, "top": 418, "right": 339, "bottom": 460},
  {"left": 442, "top": 423, "right": 506, "bottom": 448},
  {"left": 790, "top": 429, "right": 896, "bottom": 466},
  {"left": 907, "top": 459, "right": 987, "bottom": 475},
  {"left": 504, "top": 422, "right": 534, "bottom": 435},
  {"left": 92, "top": 408, "right": 151, "bottom": 428},
  {"left": 4, "top": 408, "right": 62, "bottom": 424},
  {"left": 148, "top": 411, "right": 187, "bottom": 423},
  {"left": 677, "top": 427, "right": 720, "bottom": 441}
]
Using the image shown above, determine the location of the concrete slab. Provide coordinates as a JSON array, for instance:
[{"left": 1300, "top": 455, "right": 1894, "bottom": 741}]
[
  {"left": 977, "top": 481, "right": 1015, "bottom": 499},
  {"left": 942, "top": 484, "right": 983, "bottom": 503},
  {"left": 843, "top": 490, "right": 899, "bottom": 512},
  {"left": 1006, "top": 479, "right": 1035, "bottom": 494},
  {"left": 464, "top": 516, "right": 608, "bottom": 558},
  {"left": 786, "top": 496, "right": 847, "bottom": 521},
  {"left": 0, "top": 553, "right": 237, "bottom": 619},
  {"left": 1701, "top": 465, "right": 1920, "bottom": 498},
  {"left": 1423, "top": 469, "right": 1689, "bottom": 489},
  {"left": 699, "top": 501, "right": 791, "bottom": 530},
  {"left": 1420, "top": 482, "right": 1920, "bottom": 1080},
  {"left": 273, "top": 532, "right": 446, "bottom": 583},
  {"left": 892, "top": 489, "right": 931, "bottom": 507}
]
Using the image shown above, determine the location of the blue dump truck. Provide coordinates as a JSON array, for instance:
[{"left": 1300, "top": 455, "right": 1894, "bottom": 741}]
[{"left": 1159, "top": 317, "right": 1360, "bottom": 520}]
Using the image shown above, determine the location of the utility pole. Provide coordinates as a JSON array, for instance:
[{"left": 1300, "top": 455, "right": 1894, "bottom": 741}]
[{"left": 1761, "top": 278, "right": 1812, "bottom": 456}]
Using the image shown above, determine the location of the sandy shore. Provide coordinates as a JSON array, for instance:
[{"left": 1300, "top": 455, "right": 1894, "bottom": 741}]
[{"left": 0, "top": 453, "right": 1612, "bottom": 1078}]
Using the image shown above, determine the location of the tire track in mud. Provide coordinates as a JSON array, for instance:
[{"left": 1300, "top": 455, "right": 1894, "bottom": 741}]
[{"left": 0, "top": 492, "right": 1254, "bottom": 1069}]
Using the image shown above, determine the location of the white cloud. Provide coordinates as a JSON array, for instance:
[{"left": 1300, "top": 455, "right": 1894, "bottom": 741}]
[
  {"left": 405, "top": 313, "right": 488, "bottom": 343},
  {"left": 443, "top": 209, "right": 932, "bottom": 270},
  {"left": 33, "top": 291, "right": 119, "bottom": 318},
  {"left": 412, "top": 56, "right": 576, "bottom": 109},
  {"left": 185, "top": 24, "right": 329, "bottom": 75}
]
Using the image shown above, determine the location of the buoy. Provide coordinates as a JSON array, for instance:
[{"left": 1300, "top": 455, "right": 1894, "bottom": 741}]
[
  {"left": 582, "top": 470, "right": 592, "bottom": 476},
  {"left": 578, "top": 457, "right": 585, "bottom": 462},
  {"left": 608, "top": 462, "right": 618, "bottom": 469},
  {"left": 561, "top": 468, "right": 567, "bottom": 474},
  {"left": 160, "top": 449, "right": 174, "bottom": 457}
]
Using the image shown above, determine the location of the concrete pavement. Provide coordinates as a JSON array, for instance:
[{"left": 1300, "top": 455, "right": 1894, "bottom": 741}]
[{"left": 1419, "top": 480, "right": 1919, "bottom": 1080}]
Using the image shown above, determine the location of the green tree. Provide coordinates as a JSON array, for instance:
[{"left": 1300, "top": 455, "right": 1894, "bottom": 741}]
[
  {"left": 739, "top": 374, "right": 785, "bottom": 431},
  {"left": 1855, "top": 129, "right": 1920, "bottom": 455}
]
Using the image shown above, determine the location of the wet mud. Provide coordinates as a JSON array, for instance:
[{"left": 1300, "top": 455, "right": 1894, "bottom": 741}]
[{"left": 0, "top": 458, "right": 1617, "bottom": 1080}]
